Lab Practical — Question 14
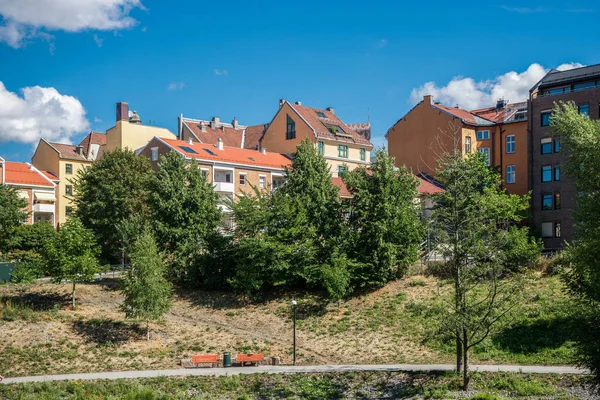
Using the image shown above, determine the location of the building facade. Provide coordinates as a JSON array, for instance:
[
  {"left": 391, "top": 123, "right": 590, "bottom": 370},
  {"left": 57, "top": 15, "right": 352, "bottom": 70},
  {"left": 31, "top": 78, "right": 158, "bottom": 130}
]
[
  {"left": 0, "top": 157, "right": 57, "bottom": 225},
  {"left": 528, "top": 64, "right": 600, "bottom": 249},
  {"left": 386, "top": 95, "right": 529, "bottom": 196}
]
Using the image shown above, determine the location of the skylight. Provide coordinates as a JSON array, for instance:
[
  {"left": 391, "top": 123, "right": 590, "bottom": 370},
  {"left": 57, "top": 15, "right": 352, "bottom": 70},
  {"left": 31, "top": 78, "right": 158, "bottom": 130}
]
[
  {"left": 203, "top": 148, "right": 216, "bottom": 156},
  {"left": 248, "top": 157, "right": 255, "bottom": 161},
  {"left": 316, "top": 111, "right": 327, "bottom": 118},
  {"left": 179, "top": 146, "right": 198, "bottom": 154}
]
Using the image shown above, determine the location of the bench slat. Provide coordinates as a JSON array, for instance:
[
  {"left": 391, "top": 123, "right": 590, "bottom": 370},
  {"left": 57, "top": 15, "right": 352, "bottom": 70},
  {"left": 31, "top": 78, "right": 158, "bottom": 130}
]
[{"left": 192, "top": 354, "right": 219, "bottom": 363}]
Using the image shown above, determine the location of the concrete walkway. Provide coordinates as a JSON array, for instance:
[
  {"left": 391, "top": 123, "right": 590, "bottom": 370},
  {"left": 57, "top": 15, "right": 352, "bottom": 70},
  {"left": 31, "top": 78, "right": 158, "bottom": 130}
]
[{"left": 1, "top": 364, "right": 589, "bottom": 385}]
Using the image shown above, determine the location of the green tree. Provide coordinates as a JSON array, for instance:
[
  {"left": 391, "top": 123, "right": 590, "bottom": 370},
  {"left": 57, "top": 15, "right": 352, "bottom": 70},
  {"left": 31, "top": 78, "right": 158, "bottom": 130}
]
[
  {"left": 431, "top": 151, "right": 536, "bottom": 390},
  {"left": 121, "top": 229, "right": 173, "bottom": 340},
  {"left": 44, "top": 217, "right": 102, "bottom": 309},
  {"left": 147, "top": 151, "right": 221, "bottom": 283},
  {"left": 344, "top": 149, "right": 423, "bottom": 286},
  {"left": 73, "top": 149, "right": 153, "bottom": 263},
  {"left": 551, "top": 101, "right": 600, "bottom": 384},
  {"left": 0, "top": 184, "right": 27, "bottom": 233}
]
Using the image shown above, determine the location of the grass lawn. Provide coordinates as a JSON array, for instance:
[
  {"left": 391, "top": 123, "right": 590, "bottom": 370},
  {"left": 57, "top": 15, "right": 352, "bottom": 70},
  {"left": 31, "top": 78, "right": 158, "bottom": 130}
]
[
  {"left": 0, "top": 371, "right": 596, "bottom": 399},
  {"left": 0, "top": 272, "right": 579, "bottom": 377}
]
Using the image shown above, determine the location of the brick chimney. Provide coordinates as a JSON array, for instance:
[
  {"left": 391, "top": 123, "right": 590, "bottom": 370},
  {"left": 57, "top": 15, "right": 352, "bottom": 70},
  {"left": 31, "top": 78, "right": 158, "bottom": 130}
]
[
  {"left": 423, "top": 95, "right": 433, "bottom": 105},
  {"left": 116, "top": 102, "right": 129, "bottom": 121}
]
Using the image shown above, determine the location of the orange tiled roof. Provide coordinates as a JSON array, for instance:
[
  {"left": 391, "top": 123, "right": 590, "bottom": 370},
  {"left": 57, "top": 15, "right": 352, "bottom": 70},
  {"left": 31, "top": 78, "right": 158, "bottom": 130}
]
[
  {"left": 417, "top": 177, "right": 443, "bottom": 195},
  {"left": 4, "top": 162, "right": 54, "bottom": 187},
  {"left": 288, "top": 102, "right": 373, "bottom": 147},
  {"left": 183, "top": 119, "right": 244, "bottom": 148},
  {"left": 160, "top": 138, "right": 292, "bottom": 169},
  {"left": 41, "top": 170, "right": 60, "bottom": 182},
  {"left": 244, "top": 123, "right": 269, "bottom": 150},
  {"left": 332, "top": 177, "right": 352, "bottom": 198}
]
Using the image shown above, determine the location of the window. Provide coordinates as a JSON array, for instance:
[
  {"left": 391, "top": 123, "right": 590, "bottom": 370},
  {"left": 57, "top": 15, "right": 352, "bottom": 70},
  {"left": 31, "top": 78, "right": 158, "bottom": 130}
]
[
  {"left": 464, "top": 136, "right": 472, "bottom": 154},
  {"left": 239, "top": 173, "right": 246, "bottom": 186},
  {"left": 200, "top": 168, "right": 209, "bottom": 178},
  {"left": 203, "top": 148, "right": 216, "bottom": 156},
  {"left": 326, "top": 124, "right": 346, "bottom": 135},
  {"left": 541, "top": 112, "right": 552, "bottom": 127},
  {"left": 547, "top": 87, "right": 570, "bottom": 95},
  {"left": 65, "top": 163, "right": 73, "bottom": 175},
  {"left": 286, "top": 115, "right": 296, "bottom": 140},
  {"left": 542, "top": 166, "right": 552, "bottom": 182},
  {"left": 542, "top": 194, "right": 553, "bottom": 210},
  {"left": 65, "top": 206, "right": 73, "bottom": 217},
  {"left": 338, "top": 145, "right": 348, "bottom": 158},
  {"left": 316, "top": 111, "right": 327, "bottom": 118},
  {"left": 574, "top": 82, "right": 596, "bottom": 91},
  {"left": 65, "top": 185, "right": 73, "bottom": 196},
  {"left": 555, "top": 222, "right": 561, "bottom": 238},
  {"left": 259, "top": 175, "right": 266, "bottom": 189},
  {"left": 541, "top": 222, "right": 553, "bottom": 238},
  {"left": 478, "top": 147, "right": 490, "bottom": 166},
  {"left": 554, "top": 137, "right": 561, "bottom": 153},
  {"left": 337, "top": 165, "right": 346, "bottom": 177},
  {"left": 151, "top": 147, "right": 159, "bottom": 161},
  {"left": 476, "top": 130, "right": 490, "bottom": 140},
  {"left": 506, "top": 135, "right": 515, "bottom": 153},
  {"left": 541, "top": 138, "right": 552, "bottom": 154},
  {"left": 178, "top": 146, "right": 197, "bottom": 154},
  {"left": 318, "top": 141, "right": 325, "bottom": 156},
  {"left": 506, "top": 165, "right": 516, "bottom": 184},
  {"left": 579, "top": 104, "right": 590, "bottom": 117},
  {"left": 554, "top": 165, "right": 561, "bottom": 181},
  {"left": 360, "top": 148, "right": 366, "bottom": 161},
  {"left": 554, "top": 192, "right": 561, "bottom": 210}
]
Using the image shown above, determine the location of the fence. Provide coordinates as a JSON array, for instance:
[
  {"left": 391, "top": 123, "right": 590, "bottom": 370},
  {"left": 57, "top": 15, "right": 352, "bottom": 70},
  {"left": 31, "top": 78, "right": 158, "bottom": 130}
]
[{"left": 0, "top": 262, "right": 14, "bottom": 282}]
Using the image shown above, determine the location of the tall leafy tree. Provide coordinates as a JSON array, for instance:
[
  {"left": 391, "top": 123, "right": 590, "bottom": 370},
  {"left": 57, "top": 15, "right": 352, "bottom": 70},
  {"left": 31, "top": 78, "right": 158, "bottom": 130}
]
[
  {"left": 43, "top": 217, "right": 102, "bottom": 309},
  {"left": 552, "top": 101, "right": 600, "bottom": 384},
  {"left": 121, "top": 229, "right": 172, "bottom": 340},
  {"left": 0, "top": 184, "right": 27, "bottom": 233},
  {"left": 431, "top": 151, "right": 537, "bottom": 390},
  {"left": 73, "top": 149, "right": 153, "bottom": 263},
  {"left": 147, "top": 151, "right": 221, "bottom": 283},
  {"left": 344, "top": 149, "right": 423, "bottom": 286}
]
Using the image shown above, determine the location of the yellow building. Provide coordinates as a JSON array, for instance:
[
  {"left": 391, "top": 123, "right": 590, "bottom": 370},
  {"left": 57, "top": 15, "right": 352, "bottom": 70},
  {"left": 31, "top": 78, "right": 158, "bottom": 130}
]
[{"left": 260, "top": 100, "right": 372, "bottom": 177}]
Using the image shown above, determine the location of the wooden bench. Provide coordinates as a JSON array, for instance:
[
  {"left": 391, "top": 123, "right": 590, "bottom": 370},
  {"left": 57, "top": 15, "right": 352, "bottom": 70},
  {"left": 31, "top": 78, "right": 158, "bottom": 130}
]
[
  {"left": 191, "top": 354, "right": 219, "bottom": 367},
  {"left": 236, "top": 353, "right": 264, "bottom": 366}
]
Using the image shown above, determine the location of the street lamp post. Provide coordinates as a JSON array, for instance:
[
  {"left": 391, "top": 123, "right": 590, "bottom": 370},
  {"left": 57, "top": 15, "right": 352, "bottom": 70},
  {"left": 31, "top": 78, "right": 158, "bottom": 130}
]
[{"left": 291, "top": 299, "right": 297, "bottom": 366}]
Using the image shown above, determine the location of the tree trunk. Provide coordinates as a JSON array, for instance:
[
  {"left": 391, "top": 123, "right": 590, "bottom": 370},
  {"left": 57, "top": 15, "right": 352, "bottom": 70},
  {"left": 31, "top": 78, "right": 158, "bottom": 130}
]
[
  {"left": 463, "top": 329, "right": 470, "bottom": 391},
  {"left": 456, "top": 332, "right": 462, "bottom": 373},
  {"left": 72, "top": 281, "right": 76, "bottom": 310},
  {"left": 146, "top": 320, "right": 150, "bottom": 341}
]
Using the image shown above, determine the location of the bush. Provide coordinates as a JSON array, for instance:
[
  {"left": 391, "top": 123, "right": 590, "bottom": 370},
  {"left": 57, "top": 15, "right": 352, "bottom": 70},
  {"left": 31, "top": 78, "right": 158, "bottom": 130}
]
[{"left": 10, "top": 250, "right": 45, "bottom": 283}]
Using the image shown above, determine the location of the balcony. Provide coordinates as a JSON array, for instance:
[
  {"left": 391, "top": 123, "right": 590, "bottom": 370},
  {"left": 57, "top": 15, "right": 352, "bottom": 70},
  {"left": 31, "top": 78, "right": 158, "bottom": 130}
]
[
  {"left": 33, "top": 203, "right": 55, "bottom": 213},
  {"left": 213, "top": 181, "right": 234, "bottom": 193}
]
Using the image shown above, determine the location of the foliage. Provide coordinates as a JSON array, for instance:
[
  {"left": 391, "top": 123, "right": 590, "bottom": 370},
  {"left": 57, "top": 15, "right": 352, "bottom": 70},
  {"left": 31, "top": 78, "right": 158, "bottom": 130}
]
[
  {"left": 10, "top": 251, "right": 45, "bottom": 283},
  {"left": 147, "top": 151, "right": 221, "bottom": 284},
  {"left": 344, "top": 148, "right": 423, "bottom": 286},
  {"left": 2, "top": 222, "right": 57, "bottom": 254},
  {"left": 552, "top": 101, "right": 600, "bottom": 384},
  {"left": 431, "top": 150, "right": 537, "bottom": 389},
  {"left": 121, "top": 229, "right": 173, "bottom": 340},
  {"left": 0, "top": 184, "right": 27, "bottom": 236},
  {"left": 43, "top": 217, "right": 102, "bottom": 309},
  {"left": 73, "top": 148, "right": 153, "bottom": 263}
]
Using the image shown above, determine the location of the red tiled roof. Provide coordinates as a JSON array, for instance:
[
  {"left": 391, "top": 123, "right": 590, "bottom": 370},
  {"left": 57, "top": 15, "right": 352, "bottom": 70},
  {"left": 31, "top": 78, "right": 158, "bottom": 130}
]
[
  {"left": 331, "top": 177, "right": 352, "bottom": 198},
  {"left": 48, "top": 142, "right": 88, "bottom": 161},
  {"left": 4, "top": 162, "right": 54, "bottom": 187},
  {"left": 471, "top": 102, "right": 527, "bottom": 124},
  {"left": 183, "top": 119, "right": 244, "bottom": 148},
  {"left": 78, "top": 132, "right": 106, "bottom": 156},
  {"left": 346, "top": 122, "right": 371, "bottom": 140},
  {"left": 244, "top": 123, "right": 269, "bottom": 150},
  {"left": 417, "top": 177, "right": 443, "bottom": 195},
  {"left": 288, "top": 102, "right": 373, "bottom": 147},
  {"left": 432, "top": 103, "right": 481, "bottom": 125},
  {"left": 160, "top": 138, "right": 291, "bottom": 169}
]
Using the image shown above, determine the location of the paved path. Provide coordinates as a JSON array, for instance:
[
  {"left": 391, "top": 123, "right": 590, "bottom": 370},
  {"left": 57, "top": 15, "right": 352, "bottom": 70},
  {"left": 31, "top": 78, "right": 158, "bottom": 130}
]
[{"left": 1, "top": 364, "right": 589, "bottom": 385}]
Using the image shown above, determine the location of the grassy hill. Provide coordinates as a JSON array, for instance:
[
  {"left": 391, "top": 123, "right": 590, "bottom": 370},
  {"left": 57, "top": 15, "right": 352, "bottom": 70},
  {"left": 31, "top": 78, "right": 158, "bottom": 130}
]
[{"left": 0, "top": 272, "right": 577, "bottom": 378}]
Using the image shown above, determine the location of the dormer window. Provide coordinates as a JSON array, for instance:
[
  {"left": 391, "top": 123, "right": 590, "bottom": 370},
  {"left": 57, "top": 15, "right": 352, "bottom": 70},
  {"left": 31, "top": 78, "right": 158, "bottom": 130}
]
[{"left": 286, "top": 115, "right": 296, "bottom": 140}]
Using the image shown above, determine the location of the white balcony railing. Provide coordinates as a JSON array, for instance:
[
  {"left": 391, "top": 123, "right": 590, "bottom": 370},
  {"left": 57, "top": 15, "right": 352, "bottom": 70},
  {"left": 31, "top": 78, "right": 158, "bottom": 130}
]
[
  {"left": 33, "top": 203, "right": 55, "bottom": 213},
  {"left": 213, "top": 181, "right": 234, "bottom": 193}
]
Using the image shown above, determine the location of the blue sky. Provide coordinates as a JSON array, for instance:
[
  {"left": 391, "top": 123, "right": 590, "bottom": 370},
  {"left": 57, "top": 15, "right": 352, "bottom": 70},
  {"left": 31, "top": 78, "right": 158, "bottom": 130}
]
[{"left": 0, "top": 0, "right": 599, "bottom": 162}]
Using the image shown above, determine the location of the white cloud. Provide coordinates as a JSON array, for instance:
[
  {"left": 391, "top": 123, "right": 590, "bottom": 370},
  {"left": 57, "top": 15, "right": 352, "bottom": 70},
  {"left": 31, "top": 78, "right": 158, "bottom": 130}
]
[
  {"left": 93, "top": 117, "right": 102, "bottom": 123},
  {"left": 214, "top": 69, "right": 228, "bottom": 76},
  {"left": 93, "top": 33, "right": 103, "bottom": 47},
  {"left": 167, "top": 81, "right": 185, "bottom": 91},
  {"left": 0, "top": 81, "right": 90, "bottom": 145},
  {"left": 501, "top": 6, "right": 547, "bottom": 13},
  {"left": 410, "top": 62, "right": 585, "bottom": 110},
  {"left": 0, "top": 0, "right": 144, "bottom": 48},
  {"left": 377, "top": 39, "right": 388, "bottom": 48}
]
